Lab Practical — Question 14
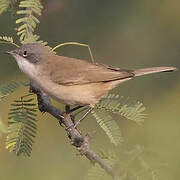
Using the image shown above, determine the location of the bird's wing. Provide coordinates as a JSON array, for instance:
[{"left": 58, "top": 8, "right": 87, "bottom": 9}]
[{"left": 49, "top": 56, "right": 134, "bottom": 85}]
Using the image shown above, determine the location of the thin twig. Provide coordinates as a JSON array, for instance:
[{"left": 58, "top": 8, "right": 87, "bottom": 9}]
[{"left": 52, "top": 42, "right": 95, "bottom": 63}]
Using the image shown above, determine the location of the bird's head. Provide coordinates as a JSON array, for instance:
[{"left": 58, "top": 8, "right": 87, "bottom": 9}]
[{"left": 6, "top": 43, "right": 53, "bottom": 64}]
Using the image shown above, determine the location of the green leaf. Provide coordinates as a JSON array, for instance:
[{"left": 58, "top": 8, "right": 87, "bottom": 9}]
[
  {"left": 0, "top": 0, "right": 11, "bottom": 14},
  {"left": 16, "top": 17, "right": 28, "bottom": 24},
  {"left": 6, "top": 95, "right": 38, "bottom": 157},
  {"left": 16, "top": 0, "right": 43, "bottom": 43},
  {"left": 16, "top": 9, "right": 31, "bottom": 15},
  {"left": 0, "top": 0, "right": 19, "bottom": 14},
  {"left": 96, "top": 95, "right": 146, "bottom": 125},
  {"left": 91, "top": 109, "right": 123, "bottom": 146},
  {"left": 31, "top": 15, "right": 39, "bottom": 24},
  {"left": 89, "top": 94, "right": 146, "bottom": 146},
  {"left": 0, "top": 36, "right": 19, "bottom": 47},
  {"left": 0, "top": 81, "right": 27, "bottom": 101},
  {"left": 86, "top": 145, "right": 162, "bottom": 180}
]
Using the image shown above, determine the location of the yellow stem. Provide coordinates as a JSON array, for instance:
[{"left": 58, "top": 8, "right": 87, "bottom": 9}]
[{"left": 52, "top": 42, "right": 95, "bottom": 62}]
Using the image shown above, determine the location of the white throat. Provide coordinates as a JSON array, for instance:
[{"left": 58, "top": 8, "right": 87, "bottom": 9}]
[{"left": 13, "top": 54, "right": 39, "bottom": 79}]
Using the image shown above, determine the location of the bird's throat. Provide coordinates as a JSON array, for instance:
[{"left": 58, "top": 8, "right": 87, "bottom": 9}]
[{"left": 13, "top": 54, "right": 40, "bottom": 79}]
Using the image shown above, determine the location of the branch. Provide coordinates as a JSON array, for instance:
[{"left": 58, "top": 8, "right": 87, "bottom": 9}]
[{"left": 29, "top": 84, "right": 119, "bottom": 180}]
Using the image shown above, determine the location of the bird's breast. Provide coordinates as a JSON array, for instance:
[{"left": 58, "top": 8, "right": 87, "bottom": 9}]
[{"left": 31, "top": 73, "right": 110, "bottom": 106}]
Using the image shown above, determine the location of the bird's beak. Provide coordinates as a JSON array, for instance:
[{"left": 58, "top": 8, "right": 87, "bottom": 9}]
[{"left": 5, "top": 50, "right": 14, "bottom": 55}]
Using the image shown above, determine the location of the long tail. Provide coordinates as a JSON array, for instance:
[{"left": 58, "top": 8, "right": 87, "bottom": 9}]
[{"left": 133, "top": 67, "right": 177, "bottom": 77}]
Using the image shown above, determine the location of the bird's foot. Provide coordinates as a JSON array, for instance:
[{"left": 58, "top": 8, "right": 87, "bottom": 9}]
[{"left": 58, "top": 114, "right": 65, "bottom": 126}]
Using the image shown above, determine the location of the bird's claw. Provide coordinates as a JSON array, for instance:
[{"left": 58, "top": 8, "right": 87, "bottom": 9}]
[{"left": 58, "top": 114, "right": 64, "bottom": 127}]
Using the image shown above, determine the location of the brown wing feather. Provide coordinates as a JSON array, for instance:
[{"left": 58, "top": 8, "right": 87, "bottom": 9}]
[{"left": 48, "top": 56, "right": 134, "bottom": 85}]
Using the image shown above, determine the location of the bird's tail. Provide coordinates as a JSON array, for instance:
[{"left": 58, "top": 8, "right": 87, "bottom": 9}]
[{"left": 133, "top": 67, "right": 177, "bottom": 77}]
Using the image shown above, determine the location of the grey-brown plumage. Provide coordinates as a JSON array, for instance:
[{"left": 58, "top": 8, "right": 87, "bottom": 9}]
[{"left": 7, "top": 43, "right": 177, "bottom": 108}]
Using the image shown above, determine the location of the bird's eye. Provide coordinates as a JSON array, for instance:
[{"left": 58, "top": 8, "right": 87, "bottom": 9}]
[{"left": 23, "top": 51, "right": 27, "bottom": 57}]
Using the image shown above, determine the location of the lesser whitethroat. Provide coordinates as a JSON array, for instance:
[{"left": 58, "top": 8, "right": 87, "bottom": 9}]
[{"left": 6, "top": 43, "right": 177, "bottom": 127}]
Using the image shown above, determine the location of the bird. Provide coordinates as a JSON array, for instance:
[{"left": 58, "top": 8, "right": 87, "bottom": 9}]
[{"left": 6, "top": 43, "right": 177, "bottom": 127}]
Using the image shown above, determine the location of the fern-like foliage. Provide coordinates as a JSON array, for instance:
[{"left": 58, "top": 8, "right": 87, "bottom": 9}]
[
  {"left": 123, "top": 145, "right": 161, "bottom": 180},
  {"left": 0, "top": 81, "right": 28, "bottom": 101},
  {"left": 16, "top": 0, "right": 43, "bottom": 44},
  {"left": 0, "top": 0, "right": 19, "bottom": 14},
  {"left": 91, "top": 94, "right": 146, "bottom": 146},
  {"left": 96, "top": 94, "right": 146, "bottom": 125},
  {"left": 86, "top": 145, "right": 162, "bottom": 180},
  {"left": 6, "top": 95, "right": 38, "bottom": 157},
  {"left": 91, "top": 109, "right": 123, "bottom": 146},
  {"left": 0, "top": 36, "right": 19, "bottom": 47}
]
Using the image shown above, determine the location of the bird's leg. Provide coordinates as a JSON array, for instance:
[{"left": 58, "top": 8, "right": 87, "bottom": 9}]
[
  {"left": 65, "top": 105, "right": 71, "bottom": 113},
  {"left": 65, "top": 105, "right": 75, "bottom": 124},
  {"left": 65, "top": 105, "right": 84, "bottom": 123},
  {"left": 70, "top": 105, "right": 84, "bottom": 113},
  {"left": 65, "top": 105, "right": 83, "bottom": 134},
  {"left": 74, "top": 107, "right": 94, "bottom": 128}
]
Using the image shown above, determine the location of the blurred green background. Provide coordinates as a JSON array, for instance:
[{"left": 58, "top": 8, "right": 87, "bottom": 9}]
[{"left": 0, "top": 0, "right": 180, "bottom": 179}]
